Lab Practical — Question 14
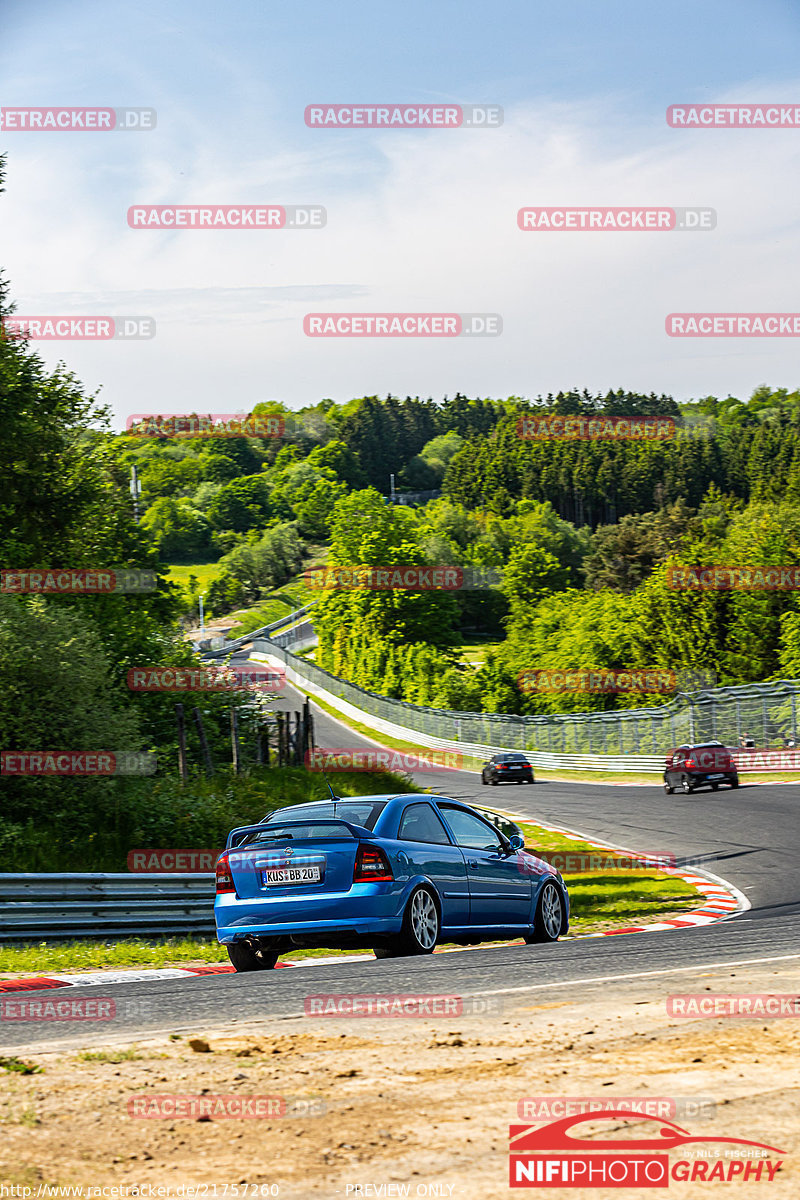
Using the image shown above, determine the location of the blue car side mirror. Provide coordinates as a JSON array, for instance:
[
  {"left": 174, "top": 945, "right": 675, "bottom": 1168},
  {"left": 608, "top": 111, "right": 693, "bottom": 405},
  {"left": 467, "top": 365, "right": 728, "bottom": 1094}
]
[{"left": 509, "top": 833, "right": 524, "bottom": 850}]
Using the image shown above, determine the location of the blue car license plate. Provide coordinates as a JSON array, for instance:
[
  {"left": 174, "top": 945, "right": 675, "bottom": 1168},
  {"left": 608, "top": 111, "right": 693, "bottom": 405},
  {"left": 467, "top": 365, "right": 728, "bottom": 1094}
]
[{"left": 262, "top": 865, "right": 322, "bottom": 886}]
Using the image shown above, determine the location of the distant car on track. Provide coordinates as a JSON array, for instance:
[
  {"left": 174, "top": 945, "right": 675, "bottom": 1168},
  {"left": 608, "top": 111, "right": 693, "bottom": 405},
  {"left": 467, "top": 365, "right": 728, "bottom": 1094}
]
[
  {"left": 215, "top": 794, "right": 568, "bottom": 971},
  {"left": 663, "top": 742, "right": 739, "bottom": 794},
  {"left": 481, "top": 752, "right": 535, "bottom": 785}
]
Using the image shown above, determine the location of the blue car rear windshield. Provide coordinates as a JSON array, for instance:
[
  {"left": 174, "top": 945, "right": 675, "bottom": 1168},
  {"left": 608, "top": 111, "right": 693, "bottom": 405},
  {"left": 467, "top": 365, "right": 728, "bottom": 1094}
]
[
  {"left": 264, "top": 801, "right": 387, "bottom": 831},
  {"left": 240, "top": 820, "right": 357, "bottom": 844}
]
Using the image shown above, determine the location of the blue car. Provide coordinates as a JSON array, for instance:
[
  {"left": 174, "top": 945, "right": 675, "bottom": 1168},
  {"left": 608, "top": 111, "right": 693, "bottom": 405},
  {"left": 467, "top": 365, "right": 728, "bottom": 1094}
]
[{"left": 215, "top": 793, "right": 569, "bottom": 971}]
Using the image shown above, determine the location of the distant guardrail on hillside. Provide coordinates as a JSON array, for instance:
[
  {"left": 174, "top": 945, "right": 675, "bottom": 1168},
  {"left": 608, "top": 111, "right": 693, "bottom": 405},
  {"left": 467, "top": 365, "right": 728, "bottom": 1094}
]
[
  {"left": 251, "top": 638, "right": 800, "bottom": 766},
  {"left": 200, "top": 601, "right": 318, "bottom": 657}
]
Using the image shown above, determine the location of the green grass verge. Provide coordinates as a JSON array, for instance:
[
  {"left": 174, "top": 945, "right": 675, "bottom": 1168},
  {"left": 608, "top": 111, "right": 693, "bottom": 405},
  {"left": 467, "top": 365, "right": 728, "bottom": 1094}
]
[
  {"left": 0, "top": 814, "right": 703, "bottom": 976},
  {"left": 454, "top": 638, "right": 502, "bottom": 669},
  {"left": 166, "top": 562, "right": 224, "bottom": 591}
]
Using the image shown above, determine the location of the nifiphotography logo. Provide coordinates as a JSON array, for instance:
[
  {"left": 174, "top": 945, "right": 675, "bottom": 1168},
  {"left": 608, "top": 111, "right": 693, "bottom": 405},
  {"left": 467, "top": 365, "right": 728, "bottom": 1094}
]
[{"left": 508, "top": 1111, "right": 785, "bottom": 1187}]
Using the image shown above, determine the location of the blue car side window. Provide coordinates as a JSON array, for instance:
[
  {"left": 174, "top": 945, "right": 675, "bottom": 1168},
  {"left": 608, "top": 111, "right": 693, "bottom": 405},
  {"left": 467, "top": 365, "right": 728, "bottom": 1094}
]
[
  {"left": 440, "top": 807, "right": 503, "bottom": 852},
  {"left": 398, "top": 803, "right": 452, "bottom": 845}
]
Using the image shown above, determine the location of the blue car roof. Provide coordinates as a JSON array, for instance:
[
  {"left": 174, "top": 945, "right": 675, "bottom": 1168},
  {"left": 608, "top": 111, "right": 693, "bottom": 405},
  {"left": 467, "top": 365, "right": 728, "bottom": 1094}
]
[{"left": 268, "top": 793, "right": 474, "bottom": 809}]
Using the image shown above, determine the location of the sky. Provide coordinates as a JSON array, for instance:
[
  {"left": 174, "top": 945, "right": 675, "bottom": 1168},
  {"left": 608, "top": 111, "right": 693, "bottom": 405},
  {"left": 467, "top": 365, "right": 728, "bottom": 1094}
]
[{"left": 2, "top": 0, "right": 800, "bottom": 426}]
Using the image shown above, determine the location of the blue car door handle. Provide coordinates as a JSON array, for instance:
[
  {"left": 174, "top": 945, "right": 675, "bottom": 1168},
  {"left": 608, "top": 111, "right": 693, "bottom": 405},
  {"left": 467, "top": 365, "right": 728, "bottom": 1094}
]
[{"left": 467, "top": 858, "right": 478, "bottom": 868}]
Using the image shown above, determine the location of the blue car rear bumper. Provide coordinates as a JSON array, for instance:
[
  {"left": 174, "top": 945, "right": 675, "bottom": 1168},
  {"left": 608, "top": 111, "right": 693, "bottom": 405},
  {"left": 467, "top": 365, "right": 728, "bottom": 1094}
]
[{"left": 215, "top": 882, "right": 404, "bottom": 943}]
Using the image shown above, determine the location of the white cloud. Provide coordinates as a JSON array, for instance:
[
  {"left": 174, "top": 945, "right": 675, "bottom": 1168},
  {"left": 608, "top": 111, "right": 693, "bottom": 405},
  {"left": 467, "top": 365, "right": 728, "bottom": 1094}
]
[{"left": 5, "top": 86, "right": 800, "bottom": 421}]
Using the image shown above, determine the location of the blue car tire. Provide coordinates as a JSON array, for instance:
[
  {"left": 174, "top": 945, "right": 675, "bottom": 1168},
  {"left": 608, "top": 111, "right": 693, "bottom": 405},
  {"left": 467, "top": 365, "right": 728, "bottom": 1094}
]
[
  {"left": 374, "top": 885, "right": 440, "bottom": 958},
  {"left": 525, "top": 881, "right": 565, "bottom": 944},
  {"left": 227, "top": 940, "right": 280, "bottom": 972}
]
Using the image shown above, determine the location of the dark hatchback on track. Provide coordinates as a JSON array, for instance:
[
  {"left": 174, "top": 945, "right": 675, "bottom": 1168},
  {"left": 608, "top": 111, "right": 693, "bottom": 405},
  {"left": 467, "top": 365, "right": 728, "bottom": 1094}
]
[
  {"left": 480, "top": 753, "right": 535, "bottom": 785},
  {"left": 663, "top": 742, "right": 739, "bottom": 794}
]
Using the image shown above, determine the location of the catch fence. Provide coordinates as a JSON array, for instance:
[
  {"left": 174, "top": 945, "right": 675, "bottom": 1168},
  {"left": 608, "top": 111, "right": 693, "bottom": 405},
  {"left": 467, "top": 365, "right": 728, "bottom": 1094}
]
[{"left": 251, "top": 639, "right": 800, "bottom": 759}]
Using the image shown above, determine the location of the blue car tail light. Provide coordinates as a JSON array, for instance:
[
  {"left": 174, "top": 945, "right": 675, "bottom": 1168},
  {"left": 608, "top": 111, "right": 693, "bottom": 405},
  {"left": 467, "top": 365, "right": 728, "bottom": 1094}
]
[
  {"left": 216, "top": 853, "right": 235, "bottom": 894},
  {"left": 353, "top": 844, "right": 393, "bottom": 882}
]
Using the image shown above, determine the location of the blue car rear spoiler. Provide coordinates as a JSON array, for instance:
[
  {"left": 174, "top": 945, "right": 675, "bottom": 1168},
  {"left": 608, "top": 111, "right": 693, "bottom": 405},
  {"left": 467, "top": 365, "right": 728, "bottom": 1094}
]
[{"left": 225, "top": 818, "right": 374, "bottom": 850}]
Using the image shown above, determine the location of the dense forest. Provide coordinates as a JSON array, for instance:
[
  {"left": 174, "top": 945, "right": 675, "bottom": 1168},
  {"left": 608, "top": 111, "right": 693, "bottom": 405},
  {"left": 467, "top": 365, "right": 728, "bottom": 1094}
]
[{"left": 81, "top": 379, "right": 800, "bottom": 718}]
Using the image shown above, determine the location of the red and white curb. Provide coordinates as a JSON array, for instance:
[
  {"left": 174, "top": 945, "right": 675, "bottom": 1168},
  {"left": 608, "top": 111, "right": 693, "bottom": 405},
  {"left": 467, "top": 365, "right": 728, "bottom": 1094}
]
[
  {"left": 0, "top": 814, "right": 747, "bottom": 997},
  {"left": 0, "top": 955, "right": 374, "bottom": 993}
]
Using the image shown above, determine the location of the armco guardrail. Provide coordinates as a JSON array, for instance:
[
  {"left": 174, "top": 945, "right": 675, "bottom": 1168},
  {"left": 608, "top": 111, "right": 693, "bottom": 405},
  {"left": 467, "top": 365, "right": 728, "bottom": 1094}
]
[
  {"left": 269, "top": 620, "right": 318, "bottom": 652},
  {"left": 251, "top": 637, "right": 800, "bottom": 768},
  {"left": 201, "top": 602, "right": 318, "bottom": 657},
  {"left": 0, "top": 874, "right": 216, "bottom": 941}
]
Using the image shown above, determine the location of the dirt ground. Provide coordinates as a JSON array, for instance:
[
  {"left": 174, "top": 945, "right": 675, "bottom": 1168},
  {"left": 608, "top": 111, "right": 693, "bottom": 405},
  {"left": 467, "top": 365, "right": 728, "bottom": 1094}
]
[{"left": 2, "top": 961, "right": 799, "bottom": 1199}]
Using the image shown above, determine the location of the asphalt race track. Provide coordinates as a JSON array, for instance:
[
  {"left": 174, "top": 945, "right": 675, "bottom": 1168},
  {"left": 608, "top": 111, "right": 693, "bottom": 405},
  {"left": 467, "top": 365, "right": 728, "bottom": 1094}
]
[{"left": 5, "top": 670, "right": 799, "bottom": 1053}]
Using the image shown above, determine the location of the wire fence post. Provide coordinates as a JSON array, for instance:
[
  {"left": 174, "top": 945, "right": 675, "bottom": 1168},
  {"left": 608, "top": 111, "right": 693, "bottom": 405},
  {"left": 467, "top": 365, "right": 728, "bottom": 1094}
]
[
  {"left": 230, "top": 708, "right": 241, "bottom": 775},
  {"left": 193, "top": 707, "right": 215, "bottom": 777},
  {"left": 175, "top": 703, "right": 188, "bottom": 783}
]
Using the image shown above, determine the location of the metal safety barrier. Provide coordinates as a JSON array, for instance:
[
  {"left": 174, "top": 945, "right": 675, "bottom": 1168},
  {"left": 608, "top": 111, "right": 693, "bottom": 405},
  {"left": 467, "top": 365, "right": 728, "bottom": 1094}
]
[
  {"left": 251, "top": 638, "right": 800, "bottom": 769},
  {"left": 0, "top": 873, "right": 216, "bottom": 941},
  {"left": 201, "top": 602, "right": 318, "bottom": 657}
]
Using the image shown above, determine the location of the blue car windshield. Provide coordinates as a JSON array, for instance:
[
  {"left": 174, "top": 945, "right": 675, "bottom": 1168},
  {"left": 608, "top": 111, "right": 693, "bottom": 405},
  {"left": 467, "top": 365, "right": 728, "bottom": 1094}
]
[{"left": 263, "top": 801, "right": 387, "bottom": 831}]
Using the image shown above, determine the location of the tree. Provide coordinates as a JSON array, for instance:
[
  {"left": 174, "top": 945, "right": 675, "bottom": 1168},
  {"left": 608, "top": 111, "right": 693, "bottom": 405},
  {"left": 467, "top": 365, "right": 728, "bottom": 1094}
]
[
  {"left": 141, "top": 497, "right": 213, "bottom": 561},
  {"left": 0, "top": 595, "right": 143, "bottom": 824},
  {"left": 306, "top": 440, "right": 366, "bottom": 489},
  {"left": 583, "top": 499, "right": 698, "bottom": 592},
  {"left": 207, "top": 474, "right": 272, "bottom": 532},
  {"left": 220, "top": 523, "right": 305, "bottom": 604},
  {"left": 313, "top": 489, "right": 460, "bottom": 693}
]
